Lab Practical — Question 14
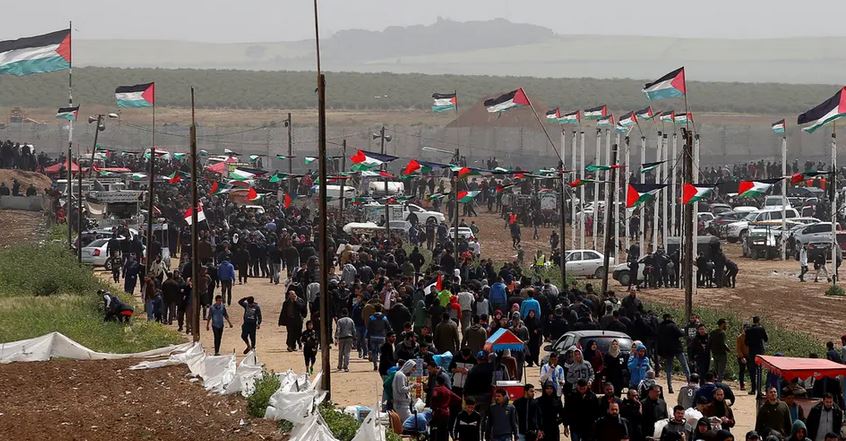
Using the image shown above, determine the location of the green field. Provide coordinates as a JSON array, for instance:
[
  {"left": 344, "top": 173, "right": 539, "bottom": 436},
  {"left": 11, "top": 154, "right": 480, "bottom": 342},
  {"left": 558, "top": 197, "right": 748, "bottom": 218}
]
[{"left": 0, "top": 243, "right": 183, "bottom": 352}]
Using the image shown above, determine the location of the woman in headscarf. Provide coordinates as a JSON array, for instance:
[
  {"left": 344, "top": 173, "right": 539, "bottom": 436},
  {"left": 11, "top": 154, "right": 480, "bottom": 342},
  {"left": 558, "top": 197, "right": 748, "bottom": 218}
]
[
  {"left": 392, "top": 360, "right": 417, "bottom": 422},
  {"left": 524, "top": 309, "right": 542, "bottom": 367},
  {"left": 536, "top": 382, "right": 565, "bottom": 441},
  {"left": 583, "top": 340, "right": 605, "bottom": 393},
  {"left": 603, "top": 339, "right": 628, "bottom": 397}
]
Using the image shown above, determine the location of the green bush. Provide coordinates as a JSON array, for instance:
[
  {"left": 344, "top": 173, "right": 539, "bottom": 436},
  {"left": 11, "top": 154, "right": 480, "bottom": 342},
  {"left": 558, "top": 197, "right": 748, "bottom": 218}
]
[
  {"left": 247, "top": 371, "right": 281, "bottom": 418},
  {"left": 272, "top": 400, "right": 401, "bottom": 441},
  {"left": 0, "top": 244, "right": 105, "bottom": 297},
  {"left": 825, "top": 284, "right": 845, "bottom": 296}
]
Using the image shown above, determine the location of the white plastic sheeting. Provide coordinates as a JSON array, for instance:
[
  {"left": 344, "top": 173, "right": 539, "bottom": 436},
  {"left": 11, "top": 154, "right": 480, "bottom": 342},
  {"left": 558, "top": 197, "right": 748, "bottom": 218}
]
[
  {"left": 351, "top": 409, "right": 385, "bottom": 441},
  {"left": 264, "top": 371, "right": 327, "bottom": 423},
  {"left": 288, "top": 413, "right": 338, "bottom": 441},
  {"left": 0, "top": 332, "right": 194, "bottom": 364}
]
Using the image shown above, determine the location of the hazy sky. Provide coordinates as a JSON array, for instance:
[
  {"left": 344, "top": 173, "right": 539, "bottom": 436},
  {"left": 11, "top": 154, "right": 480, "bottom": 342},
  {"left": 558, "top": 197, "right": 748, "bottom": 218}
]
[{"left": 6, "top": 0, "right": 846, "bottom": 42}]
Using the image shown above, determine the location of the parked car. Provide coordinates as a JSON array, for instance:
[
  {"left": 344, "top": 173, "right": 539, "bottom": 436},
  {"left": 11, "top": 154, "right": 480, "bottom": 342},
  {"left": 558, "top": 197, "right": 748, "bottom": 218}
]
[
  {"left": 542, "top": 330, "right": 633, "bottom": 365},
  {"left": 708, "top": 211, "right": 747, "bottom": 237},
  {"left": 791, "top": 222, "right": 840, "bottom": 250},
  {"left": 725, "top": 208, "right": 799, "bottom": 243},
  {"left": 405, "top": 203, "right": 446, "bottom": 224},
  {"left": 762, "top": 195, "right": 791, "bottom": 209},
  {"left": 448, "top": 226, "right": 475, "bottom": 240},
  {"left": 565, "top": 249, "right": 614, "bottom": 278},
  {"left": 709, "top": 203, "right": 732, "bottom": 216}
]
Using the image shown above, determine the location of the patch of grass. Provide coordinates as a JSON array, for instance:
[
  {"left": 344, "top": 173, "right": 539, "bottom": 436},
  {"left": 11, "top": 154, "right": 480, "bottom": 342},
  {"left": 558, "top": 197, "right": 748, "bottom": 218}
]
[
  {"left": 0, "top": 294, "right": 181, "bottom": 353},
  {"left": 0, "top": 243, "right": 105, "bottom": 297},
  {"left": 269, "top": 399, "right": 401, "bottom": 441},
  {"left": 247, "top": 371, "right": 282, "bottom": 418},
  {"left": 47, "top": 224, "right": 68, "bottom": 242},
  {"left": 825, "top": 284, "right": 845, "bottom": 296}
]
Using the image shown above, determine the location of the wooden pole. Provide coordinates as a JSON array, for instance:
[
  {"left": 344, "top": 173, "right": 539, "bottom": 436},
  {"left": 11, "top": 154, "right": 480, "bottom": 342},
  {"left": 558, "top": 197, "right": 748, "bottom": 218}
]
[
  {"left": 682, "top": 129, "right": 694, "bottom": 323},
  {"left": 593, "top": 129, "right": 601, "bottom": 249},
  {"left": 146, "top": 101, "right": 156, "bottom": 275},
  {"left": 601, "top": 144, "right": 618, "bottom": 294},
  {"left": 190, "top": 88, "right": 200, "bottom": 343}
]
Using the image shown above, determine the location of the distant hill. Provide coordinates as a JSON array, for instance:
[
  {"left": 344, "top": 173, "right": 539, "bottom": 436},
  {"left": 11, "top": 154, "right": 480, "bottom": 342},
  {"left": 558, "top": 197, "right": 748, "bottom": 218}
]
[
  {"left": 69, "top": 18, "right": 846, "bottom": 84},
  {"left": 0, "top": 67, "right": 837, "bottom": 115}
]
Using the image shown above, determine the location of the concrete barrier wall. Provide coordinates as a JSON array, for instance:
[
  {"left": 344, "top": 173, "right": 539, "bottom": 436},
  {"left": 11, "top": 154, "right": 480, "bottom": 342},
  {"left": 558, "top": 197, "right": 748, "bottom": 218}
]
[{"left": 0, "top": 195, "right": 46, "bottom": 211}]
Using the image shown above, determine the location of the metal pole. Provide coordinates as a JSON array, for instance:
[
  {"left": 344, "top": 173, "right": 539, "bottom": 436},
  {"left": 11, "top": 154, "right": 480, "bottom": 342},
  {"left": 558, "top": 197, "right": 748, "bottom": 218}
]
[
  {"left": 663, "top": 134, "right": 670, "bottom": 247},
  {"left": 560, "top": 163, "right": 568, "bottom": 287},
  {"left": 339, "top": 139, "right": 347, "bottom": 221},
  {"left": 190, "top": 88, "right": 200, "bottom": 343},
  {"left": 682, "top": 129, "right": 694, "bottom": 323},
  {"left": 601, "top": 144, "right": 618, "bottom": 294},
  {"left": 453, "top": 148, "right": 460, "bottom": 265},
  {"left": 605, "top": 129, "right": 611, "bottom": 251},
  {"left": 593, "top": 129, "right": 601, "bottom": 249},
  {"left": 831, "top": 127, "right": 838, "bottom": 286},
  {"left": 693, "top": 134, "right": 701, "bottom": 294},
  {"left": 571, "top": 130, "right": 578, "bottom": 249},
  {"left": 624, "top": 135, "right": 631, "bottom": 255},
  {"left": 67, "top": 21, "right": 73, "bottom": 250},
  {"left": 652, "top": 134, "right": 662, "bottom": 252},
  {"left": 781, "top": 136, "right": 788, "bottom": 260},
  {"left": 671, "top": 133, "right": 678, "bottom": 236},
  {"left": 317, "top": 73, "right": 332, "bottom": 392},
  {"left": 146, "top": 103, "right": 156, "bottom": 275},
  {"left": 614, "top": 132, "right": 621, "bottom": 263},
  {"left": 77, "top": 142, "right": 83, "bottom": 263},
  {"left": 640, "top": 136, "right": 646, "bottom": 254},
  {"left": 287, "top": 113, "right": 293, "bottom": 196},
  {"left": 381, "top": 126, "right": 390, "bottom": 235},
  {"left": 580, "top": 131, "right": 586, "bottom": 249}
]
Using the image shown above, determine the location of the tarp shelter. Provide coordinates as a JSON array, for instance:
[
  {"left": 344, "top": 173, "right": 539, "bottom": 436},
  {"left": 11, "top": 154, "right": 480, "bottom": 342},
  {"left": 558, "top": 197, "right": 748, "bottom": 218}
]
[
  {"left": 755, "top": 355, "right": 846, "bottom": 381},
  {"left": 484, "top": 328, "right": 524, "bottom": 353},
  {"left": 206, "top": 162, "right": 227, "bottom": 174},
  {"left": 44, "top": 161, "right": 80, "bottom": 175}
]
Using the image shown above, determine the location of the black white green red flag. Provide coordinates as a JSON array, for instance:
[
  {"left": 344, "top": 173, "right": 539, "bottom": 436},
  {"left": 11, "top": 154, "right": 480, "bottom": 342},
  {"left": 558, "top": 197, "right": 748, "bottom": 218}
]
[
  {"left": 584, "top": 105, "right": 608, "bottom": 121},
  {"left": 797, "top": 87, "right": 846, "bottom": 133},
  {"left": 432, "top": 92, "right": 457, "bottom": 112},
  {"left": 643, "top": 67, "right": 686, "bottom": 101},
  {"left": 56, "top": 106, "right": 78, "bottom": 121},
  {"left": 626, "top": 183, "right": 667, "bottom": 208},
  {"left": 0, "top": 29, "right": 71, "bottom": 76},
  {"left": 484, "top": 88, "right": 529, "bottom": 113},
  {"left": 682, "top": 183, "right": 715, "bottom": 204},
  {"left": 738, "top": 179, "right": 782, "bottom": 198}
]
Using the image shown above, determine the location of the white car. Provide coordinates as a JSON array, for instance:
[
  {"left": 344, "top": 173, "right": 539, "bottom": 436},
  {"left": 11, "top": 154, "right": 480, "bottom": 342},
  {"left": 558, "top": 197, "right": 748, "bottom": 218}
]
[
  {"left": 725, "top": 208, "right": 799, "bottom": 243},
  {"left": 81, "top": 238, "right": 111, "bottom": 268},
  {"left": 406, "top": 203, "right": 445, "bottom": 224},
  {"left": 565, "top": 249, "right": 614, "bottom": 278},
  {"left": 448, "top": 226, "right": 475, "bottom": 239}
]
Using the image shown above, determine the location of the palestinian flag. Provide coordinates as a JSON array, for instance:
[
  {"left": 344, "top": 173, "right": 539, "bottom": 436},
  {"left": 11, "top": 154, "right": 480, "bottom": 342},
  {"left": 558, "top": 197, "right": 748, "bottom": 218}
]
[
  {"left": 615, "top": 124, "right": 630, "bottom": 135},
  {"left": 772, "top": 119, "right": 785, "bottom": 135},
  {"left": 276, "top": 154, "right": 295, "bottom": 160},
  {"left": 379, "top": 170, "right": 396, "bottom": 179},
  {"left": 627, "top": 183, "right": 667, "bottom": 208},
  {"left": 682, "top": 183, "right": 715, "bottom": 204},
  {"left": 56, "top": 106, "right": 78, "bottom": 121},
  {"left": 427, "top": 193, "right": 448, "bottom": 201},
  {"left": 584, "top": 105, "right": 608, "bottom": 121},
  {"left": 403, "top": 159, "right": 433, "bottom": 176},
  {"left": 131, "top": 173, "right": 147, "bottom": 181},
  {"left": 658, "top": 111, "right": 675, "bottom": 122},
  {"left": 484, "top": 88, "right": 530, "bottom": 113},
  {"left": 640, "top": 161, "right": 664, "bottom": 173},
  {"left": 167, "top": 172, "right": 181, "bottom": 184},
  {"left": 304, "top": 156, "right": 317, "bottom": 164},
  {"left": 457, "top": 190, "right": 480, "bottom": 203},
  {"left": 674, "top": 112, "right": 693, "bottom": 125},
  {"left": 642, "top": 67, "right": 686, "bottom": 101},
  {"left": 791, "top": 170, "right": 830, "bottom": 185},
  {"left": 586, "top": 164, "right": 620, "bottom": 173},
  {"left": 455, "top": 166, "right": 481, "bottom": 179},
  {"left": 597, "top": 115, "right": 615, "bottom": 129},
  {"left": 283, "top": 193, "right": 293, "bottom": 209},
  {"left": 619, "top": 111, "right": 638, "bottom": 127},
  {"left": 496, "top": 183, "right": 517, "bottom": 193},
  {"left": 636, "top": 106, "right": 655, "bottom": 120},
  {"left": 0, "top": 29, "right": 71, "bottom": 76},
  {"left": 172, "top": 152, "right": 187, "bottom": 161},
  {"left": 738, "top": 179, "right": 782, "bottom": 198},
  {"left": 268, "top": 172, "right": 287, "bottom": 183},
  {"left": 798, "top": 87, "right": 846, "bottom": 133},
  {"left": 432, "top": 92, "right": 457, "bottom": 112},
  {"left": 229, "top": 168, "right": 256, "bottom": 181},
  {"left": 246, "top": 187, "right": 259, "bottom": 201},
  {"left": 184, "top": 203, "right": 206, "bottom": 225},
  {"left": 546, "top": 107, "right": 561, "bottom": 120},
  {"left": 115, "top": 83, "right": 155, "bottom": 108},
  {"left": 209, "top": 181, "right": 220, "bottom": 195},
  {"left": 559, "top": 110, "right": 581, "bottom": 125},
  {"left": 568, "top": 178, "right": 595, "bottom": 188},
  {"left": 350, "top": 149, "right": 398, "bottom": 167}
]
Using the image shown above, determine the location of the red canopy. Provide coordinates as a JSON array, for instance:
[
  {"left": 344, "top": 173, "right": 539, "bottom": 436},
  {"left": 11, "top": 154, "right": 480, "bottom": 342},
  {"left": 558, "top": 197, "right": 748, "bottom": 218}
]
[
  {"left": 755, "top": 355, "right": 846, "bottom": 381},
  {"left": 44, "top": 161, "right": 80, "bottom": 175}
]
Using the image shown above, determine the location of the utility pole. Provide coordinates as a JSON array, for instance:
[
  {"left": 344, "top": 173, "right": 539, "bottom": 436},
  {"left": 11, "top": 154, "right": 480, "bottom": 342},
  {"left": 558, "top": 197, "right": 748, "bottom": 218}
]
[
  {"left": 77, "top": 142, "right": 83, "bottom": 263},
  {"left": 287, "top": 113, "right": 293, "bottom": 195},
  {"left": 317, "top": 73, "right": 331, "bottom": 399},
  {"left": 190, "top": 87, "right": 200, "bottom": 343},
  {"left": 601, "top": 144, "right": 618, "bottom": 295},
  {"left": 682, "top": 128, "right": 694, "bottom": 323},
  {"left": 453, "top": 148, "right": 460, "bottom": 265},
  {"left": 339, "top": 139, "right": 347, "bottom": 221},
  {"left": 379, "top": 125, "right": 390, "bottom": 234},
  {"left": 559, "top": 160, "right": 568, "bottom": 287}
]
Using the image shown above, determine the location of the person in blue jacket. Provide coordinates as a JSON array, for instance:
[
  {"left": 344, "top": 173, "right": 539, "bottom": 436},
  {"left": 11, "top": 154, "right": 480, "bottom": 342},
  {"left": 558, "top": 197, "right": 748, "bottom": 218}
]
[{"left": 628, "top": 342, "right": 651, "bottom": 388}]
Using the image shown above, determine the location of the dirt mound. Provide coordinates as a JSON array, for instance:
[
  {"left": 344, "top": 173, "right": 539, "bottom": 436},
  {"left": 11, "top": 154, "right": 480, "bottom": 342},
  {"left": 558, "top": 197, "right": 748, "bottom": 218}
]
[
  {"left": 446, "top": 94, "right": 548, "bottom": 128},
  {"left": 0, "top": 358, "right": 279, "bottom": 441},
  {"left": 0, "top": 169, "right": 52, "bottom": 192}
]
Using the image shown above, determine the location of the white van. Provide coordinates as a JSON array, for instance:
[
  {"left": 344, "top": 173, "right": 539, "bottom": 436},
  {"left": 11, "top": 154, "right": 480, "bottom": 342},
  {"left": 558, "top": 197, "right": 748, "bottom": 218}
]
[{"left": 725, "top": 207, "right": 799, "bottom": 242}]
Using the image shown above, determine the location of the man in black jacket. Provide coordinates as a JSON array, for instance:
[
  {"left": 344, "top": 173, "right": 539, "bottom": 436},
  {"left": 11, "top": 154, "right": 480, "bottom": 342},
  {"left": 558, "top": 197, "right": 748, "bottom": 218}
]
[
  {"left": 595, "top": 401, "right": 630, "bottom": 441},
  {"left": 564, "top": 379, "right": 600, "bottom": 441},
  {"left": 514, "top": 384, "right": 542, "bottom": 441},
  {"left": 745, "top": 316, "right": 769, "bottom": 396},
  {"left": 656, "top": 314, "right": 691, "bottom": 394},
  {"left": 806, "top": 393, "right": 843, "bottom": 440},
  {"left": 640, "top": 385, "right": 668, "bottom": 440}
]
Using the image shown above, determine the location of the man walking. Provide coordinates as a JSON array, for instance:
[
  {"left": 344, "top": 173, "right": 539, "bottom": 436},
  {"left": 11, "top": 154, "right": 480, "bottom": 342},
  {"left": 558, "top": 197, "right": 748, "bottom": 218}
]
[
  {"left": 335, "top": 308, "right": 356, "bottom": 372},
  {"left": 657, "top": 313, "right": 691, "bottom": 394},
  {"left": 710, "top": 318, "right": 731, "bottom": 382},
  {"left": 218, "top": 257, "right": 235, "bottom": 305},
  {"left": 746, "top": 316, "right": 769, "bottom": 396},
  {"left": 238, "top": 296, "right": 262, "bottom": 354},
  {"left": 206, "top": 295, "right": 233, "bottom": 356}
]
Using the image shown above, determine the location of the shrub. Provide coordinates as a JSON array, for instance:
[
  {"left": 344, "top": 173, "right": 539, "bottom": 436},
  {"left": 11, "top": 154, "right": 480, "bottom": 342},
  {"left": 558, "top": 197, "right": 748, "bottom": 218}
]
[
  {"left": 0, "top": 244, "right": 105, "bottom": 297},
  {"left": 274, "top": 401, "right": 401, "bottom": 441},
  {"left": 825, "top": 284, "right": 845, "bottom": 296},
  {"left": 247, "top": 371, "right": 281, "bottom": 418}
]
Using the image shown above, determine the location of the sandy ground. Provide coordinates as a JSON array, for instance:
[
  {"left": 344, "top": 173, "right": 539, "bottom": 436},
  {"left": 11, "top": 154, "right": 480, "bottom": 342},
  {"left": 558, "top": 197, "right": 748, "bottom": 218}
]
[{"left": 0, "top": 209, "right": 46, "bottom": 248}]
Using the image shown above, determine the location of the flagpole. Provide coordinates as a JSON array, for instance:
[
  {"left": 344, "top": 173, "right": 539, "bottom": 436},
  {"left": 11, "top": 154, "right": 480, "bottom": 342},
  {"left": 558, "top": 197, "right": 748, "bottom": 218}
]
[
  {"left": 593, "top": 129, "right": 601, "bottom": 250},
  {"left": 652, "top": 133, "right": 662, "bottom": 252},
  {"left": 580, "top": 131, "right": 586, "bottom": 249},
  {"left": 572, "top": 130, "right": 578, "bottom": 249},
  {"left": 624, "top": 135, "right": 631, "bottom": 256},
  {"left": 662, "top": 133, "right": 669, "bottom": 248},
  {"left": 454, "top": 89, "right": 458, "bottom": 113},
  {"left": 639, "top": 136, "right": 646, "bottom": 254},
  {"left": 558, "top": 128, "right": 568, "bottom": 288},
  {"left": 66, "top": 21, "right": 74, "bottom": 249},
  {"left": 605, "top": 128, "right": 612, "bottom": 254},
  {"left": 146, "top": 95, "right": 156, "bottom": 275},
  {"left": 781, "top": 134, "right": 787, "bottom": 260},
  {"left": 692, "top": 134, "right": 700, "bottom": 295},
  {"left": 601, "top": 144, "right": 618, "bottom": 295},
  {"left": 682, "top": 128, "right": 694, "bottom": 323},
  {"left": 189, "top": 87, "right": 200, "bottom": 343},
  {"left": 671, "top": 132, "right": 678, "bottom": 236},
  {"left": 614, "top": 131, "right": 621, "bottom": 263},
  {"left": 832, "top": 124, "right": 838, "bottom": 286}
]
